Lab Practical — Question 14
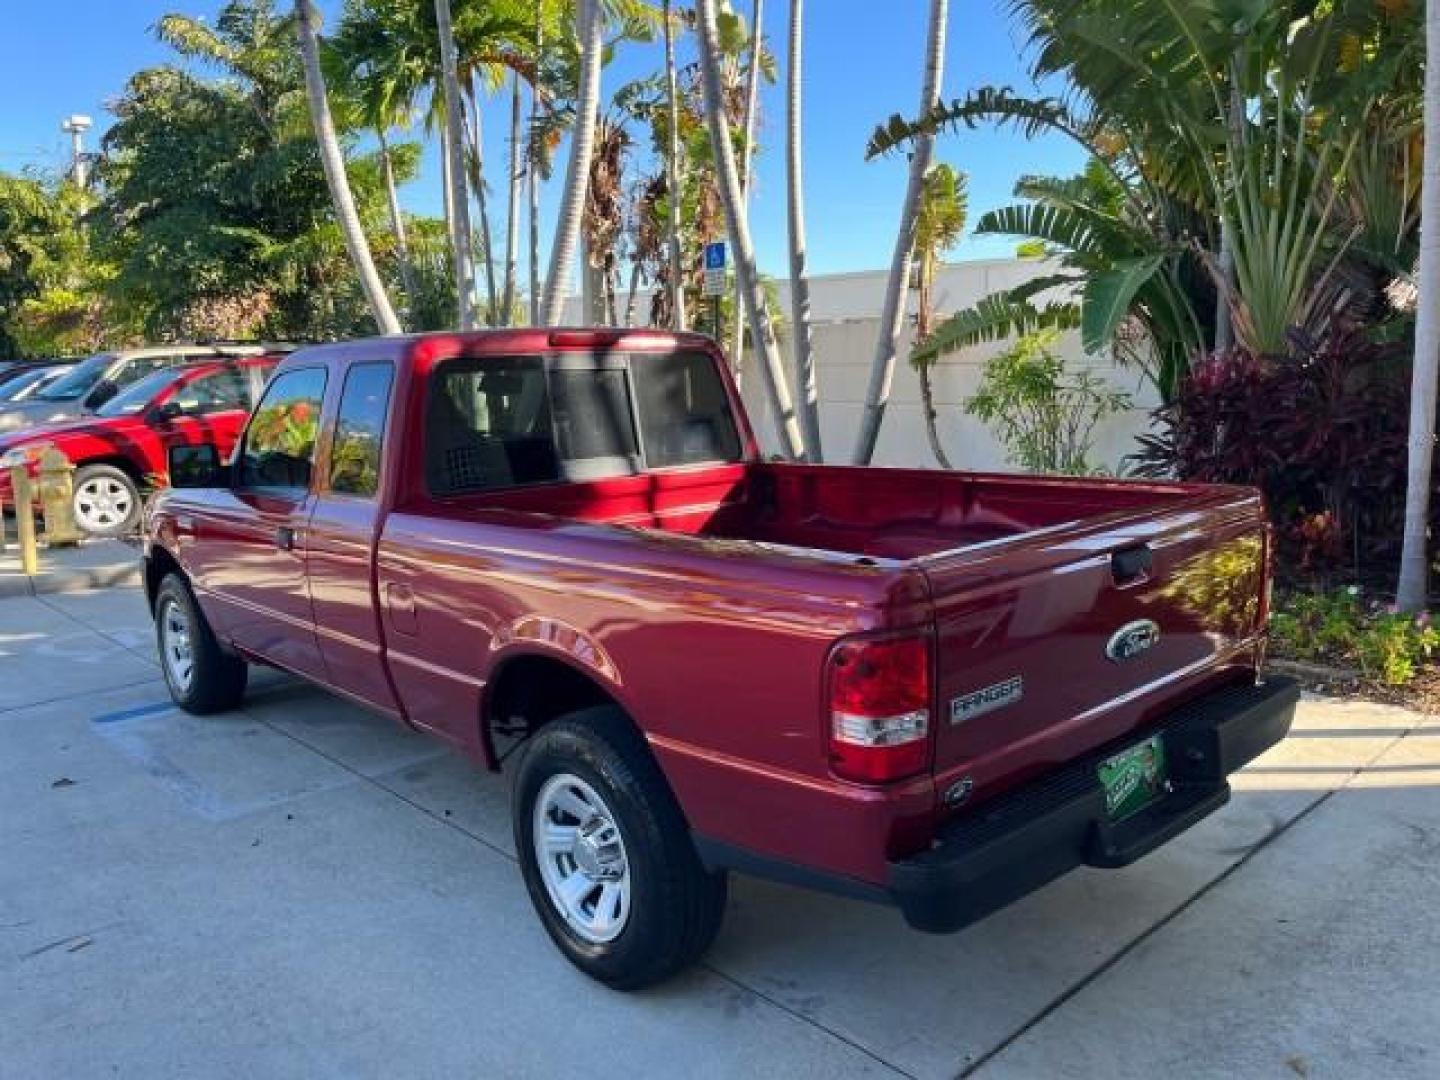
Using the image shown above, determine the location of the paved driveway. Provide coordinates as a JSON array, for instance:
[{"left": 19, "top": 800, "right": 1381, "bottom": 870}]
[{"left": 2, "top": 588, "right": 1436, "bottom": 1078}]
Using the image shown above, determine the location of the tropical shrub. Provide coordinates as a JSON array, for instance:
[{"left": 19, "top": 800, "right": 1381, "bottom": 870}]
[
  {"left": 1271, "top": 588, "right": 1438, "bottom": 687},
  {"left": 966, "top": 329, "right": 1130, "bottom": 475},
  {"left": 1133, "top": 326, "right": 1431, "bottom": 582}
]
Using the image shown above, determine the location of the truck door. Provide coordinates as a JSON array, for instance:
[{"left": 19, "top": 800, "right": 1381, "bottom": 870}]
[
  {"left": 192, "top": 365, "right": 329, "bottom": 680},
  {"left": 306, "top": 360, "right": 403, "bottom": 716}
]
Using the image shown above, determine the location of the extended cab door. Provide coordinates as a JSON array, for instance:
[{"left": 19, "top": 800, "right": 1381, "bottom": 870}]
[
  {"left": 191, "top": 366, "right": 329, "bottom": 680},
  {"left": 305, "top": 360, "right": 403, "bottom": 716}
]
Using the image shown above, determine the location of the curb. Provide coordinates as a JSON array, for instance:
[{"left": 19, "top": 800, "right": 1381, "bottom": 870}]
[{"left": 0, "top": 559, "right": 142, "bottom": 600}]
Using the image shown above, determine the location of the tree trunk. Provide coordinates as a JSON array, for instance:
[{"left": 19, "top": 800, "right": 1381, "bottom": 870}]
[
  {"left": 696, "top": 0, "right": 806, "bottom": 460},
  {"left": 728, "top": 0, "right": 764, "bottom": 380},
  {"left": 852, "top": 0, "right": 948, "bottom": 463},
  {"left": 529, "top": 8, "right": 543, "bottom": 325},
  {"left": 542, "top": 0, "right": 604, "bottom": 326},
  {"left": 434, "top": 0, "right": 477, "bottom": 330},
  {"left": 377, "top": 127, "right": 418, "bottom": 307},
  {"left": 918, "top": 363, "right": 952, "bottom": 469},
  {"left": 502, "top": 71, "right": 522, "bottom": 325},
  {"left": 294, "top": 0, "right": 400, "bottom": 335},
  {"left": 624, "top": 259, "right": 641, "bottom": 326},
  {"left": 1397, "top": 0, "right": 1440, "bottom": 612},
  {"left": 1214, "top": 62, "right": 1243, "bottom": 351},
  {"left": 441, "top": 122, "right": 455, "bottom": 238},
  {"left": 662, "top": 0, "right": 687, "bottom": 330},
  {"left": 786, "top": 0, "right": 821, "bottom": 461},
  {"left": 464, "top": 81, "right": 500, "bottom": 325}
]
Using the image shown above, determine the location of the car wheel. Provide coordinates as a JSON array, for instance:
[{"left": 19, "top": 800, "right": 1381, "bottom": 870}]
[
  {"left": 155, "top": 573, "right": 247, "bottom": 714},
  {"left": 72, "top": 464, "right": 142, "bottom": 537},
  {"left": 513, "top": 705, "right": 728, "bottom": 990}
]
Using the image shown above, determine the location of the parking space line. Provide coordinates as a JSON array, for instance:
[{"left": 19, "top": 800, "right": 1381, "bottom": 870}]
[{"left": 0, "top": 675, "right": 164, "bottom": 716}]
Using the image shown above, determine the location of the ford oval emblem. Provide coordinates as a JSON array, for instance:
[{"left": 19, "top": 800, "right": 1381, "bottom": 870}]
[{"left": 1105, "top": 619, "right": 1160, "bottom": 661}]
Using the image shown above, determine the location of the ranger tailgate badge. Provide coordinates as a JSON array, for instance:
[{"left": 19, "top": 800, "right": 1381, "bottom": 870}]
[
  {"left": 950, "top": 675, "right": 1023, "bottom": 724},
  {"left": 1106, "top": 619, "right": 1161, "bottom": 661}
]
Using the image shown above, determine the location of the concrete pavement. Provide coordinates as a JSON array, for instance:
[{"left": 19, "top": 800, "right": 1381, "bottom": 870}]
[
  {"left": 0, "top": 536, "right": 140, "bottom": 599},
  {"left": 1, "top": 587, "right": 1435, "bottom": 1078}
]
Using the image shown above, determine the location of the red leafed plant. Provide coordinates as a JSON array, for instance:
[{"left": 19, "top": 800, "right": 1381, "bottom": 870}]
[{"left": 1132, "top": 326, "right": 1427, "bottom": 585}]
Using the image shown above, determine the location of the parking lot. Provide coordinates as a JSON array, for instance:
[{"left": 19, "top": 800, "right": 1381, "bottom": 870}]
[{"left": 2, "top": 585, "right": 1436, "bottom": 1079}]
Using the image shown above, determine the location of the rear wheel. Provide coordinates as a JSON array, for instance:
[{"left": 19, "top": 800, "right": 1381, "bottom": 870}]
[
  {"left": 155, "top": 574, "right": 247, "bottom": 714},
  {"left": 512, "top": 706, "right": 728, "bottom": 990},
  {"left": 72, "top": 464, "right": 141, "bottom": 537}
]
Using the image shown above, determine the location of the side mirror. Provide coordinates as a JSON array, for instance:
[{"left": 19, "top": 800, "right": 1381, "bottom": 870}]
[
  {"left": 168, "top": 444, "right": 226, "bottom": 489},
  {"left": 153, "top": 400, "right": 184, "bottom": 423},
  {"left": 84, "top": 379, "right": 119, "bottom": 410}
]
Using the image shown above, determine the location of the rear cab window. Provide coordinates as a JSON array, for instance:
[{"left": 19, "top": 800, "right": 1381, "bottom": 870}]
[{"left": 425, "top": 351, "right": 741, "bottom": 497}]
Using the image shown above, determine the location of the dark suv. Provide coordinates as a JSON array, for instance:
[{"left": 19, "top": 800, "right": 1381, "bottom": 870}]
[{"left": 0, "top": 344, "right": 288, "bottom": 435}]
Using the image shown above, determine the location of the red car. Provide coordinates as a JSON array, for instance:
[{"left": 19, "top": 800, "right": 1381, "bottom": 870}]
[
  {"left": 143, "top": 330, "right": 1297, "bottom": 989},
  {"left": 0, "top": 356, "right": 277, "bottom": 536}
]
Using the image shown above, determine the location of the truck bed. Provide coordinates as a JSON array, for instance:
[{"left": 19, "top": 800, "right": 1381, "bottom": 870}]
[{"left": 436, "top": 460, "right": 1206, "bottom": 564}]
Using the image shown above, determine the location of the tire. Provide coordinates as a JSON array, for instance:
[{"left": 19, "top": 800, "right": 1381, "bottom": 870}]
[
  {"left": 72, "top": 463, "right": 142, "bottom": 538},
  {"left": 154, "top": 573, "right": 247, "bottom": 714},
  {"left": 512, "top": 705, "right": 728, "bottom": 990}
]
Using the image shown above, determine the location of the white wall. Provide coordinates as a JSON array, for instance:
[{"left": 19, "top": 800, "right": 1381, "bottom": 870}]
[{"left": 742, "top": 259, "right": 1161, "bottom": 472}]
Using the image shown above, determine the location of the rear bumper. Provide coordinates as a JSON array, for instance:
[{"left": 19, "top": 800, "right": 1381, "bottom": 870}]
[{"left": 888, "top": 675, "right": 1300, "bottom": 933}]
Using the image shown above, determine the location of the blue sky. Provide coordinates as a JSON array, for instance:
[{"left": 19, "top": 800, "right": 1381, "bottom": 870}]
[{"left": 0, "top": 1, "right": 1084, "bottom": 278}]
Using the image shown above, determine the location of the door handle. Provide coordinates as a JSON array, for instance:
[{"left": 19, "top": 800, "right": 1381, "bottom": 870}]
[{"left": 276, "top": 525, "right": 300, "bottom": 552}]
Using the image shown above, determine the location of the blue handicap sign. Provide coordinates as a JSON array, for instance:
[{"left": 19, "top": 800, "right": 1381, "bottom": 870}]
[{"left": 704, "top": 241, "right": 727, "bottom": 270}]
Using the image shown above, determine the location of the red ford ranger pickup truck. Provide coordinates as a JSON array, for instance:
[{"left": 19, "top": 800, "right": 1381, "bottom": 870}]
[
  {"left": 142, "top": 329, "right": 1298, "bottom": 989},
  {"left": 0, "top": 357, "right": 278, "bottom": 537}
]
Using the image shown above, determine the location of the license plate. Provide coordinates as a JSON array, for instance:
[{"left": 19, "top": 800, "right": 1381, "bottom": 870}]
[{"left": 1098, "top": 735, "right": 1169, "bottom": 821}]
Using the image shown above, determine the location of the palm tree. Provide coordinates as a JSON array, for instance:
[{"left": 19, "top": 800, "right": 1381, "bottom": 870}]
[
  {"left": 541, "top": 0, "right": 604, "bottom": 325},
  {"left": 728, "top": 0, "right": 765, "bottom": 377},
  {"left": 434, "top": 0, "right": 479, "bottom": 329},
  {"left": 1398, "top": 0, "right": 1439, "bottom": 612},
  {"left": 662, "top": 0, "right": 687, "bottom": 330},
  {"left": 695, "top": 0, "right": 805, "bottom": 460},
  {"left": 786, "top": 0, "right": 819, "bottom": 460},
  {"left": 502, "top": 70, "right": 522, "bottom": 321},
  {"left": 911, "top": 164, "right": 967, "bottom": 469},
  {"left": 853, "top": 0, "right": 948, "bottom": 464},
  {"left": 295, "top": 0, "right": 401, "bottom": 334}
]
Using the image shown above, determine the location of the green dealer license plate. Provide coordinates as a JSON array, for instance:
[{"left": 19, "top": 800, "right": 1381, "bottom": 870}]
[{"left": 1098, "top": 734, "right": 1169, "bottom": 821}]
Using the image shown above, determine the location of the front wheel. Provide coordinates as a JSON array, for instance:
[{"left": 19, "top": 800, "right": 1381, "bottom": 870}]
[
  {"left": 72, "top": 463, "right": 141, "bottom": 537},
  {"left": 512, "top": 706, "right": 728, "bottom": 990},
  {"left": 155, "top": 574, "right": 247, "bottom": 714}
]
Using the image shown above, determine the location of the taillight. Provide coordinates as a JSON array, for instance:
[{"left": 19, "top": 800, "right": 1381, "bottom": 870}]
[{"left": 826, "top": 633, "right": 932, "bottom": 783}]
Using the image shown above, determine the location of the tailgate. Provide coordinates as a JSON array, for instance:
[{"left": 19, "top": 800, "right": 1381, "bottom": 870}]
[{"left": 921, "top": 490, "right": 1268, "bottom": 809}]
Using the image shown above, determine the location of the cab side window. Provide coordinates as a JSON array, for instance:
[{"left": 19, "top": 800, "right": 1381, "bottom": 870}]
[
  {"left": 239, "top": 367, "right": 327, "bottom": 492},
  {"left": 329, "top": 363, "right": 394, "bottom": 498}
]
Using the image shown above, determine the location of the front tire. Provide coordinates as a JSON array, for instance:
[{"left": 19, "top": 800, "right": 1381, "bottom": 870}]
[
  {"left": 72, "top": 463, "right": 141, "bottom": 537},
  {"left": 155, "top": 574, "right": 247, "bottom": 714},
  {"left": 512, "top": 706, "right": 728, "bottom": 990}
]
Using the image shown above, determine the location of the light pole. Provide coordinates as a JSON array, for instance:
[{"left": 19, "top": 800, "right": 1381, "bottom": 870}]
[{"left": 60, "top": 114, "right": 93, "bottom": 188}]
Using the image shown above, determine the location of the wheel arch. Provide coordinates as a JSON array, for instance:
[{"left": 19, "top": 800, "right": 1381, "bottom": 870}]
[
  {"left": 481, "top": 648, "right": 644, "bottom": 773},
  {"left": 144, "top": 544, "right": 185, "bottom": 611},
  {"left": 74, "top": 455, "right": 145, "bottom": 486}
]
